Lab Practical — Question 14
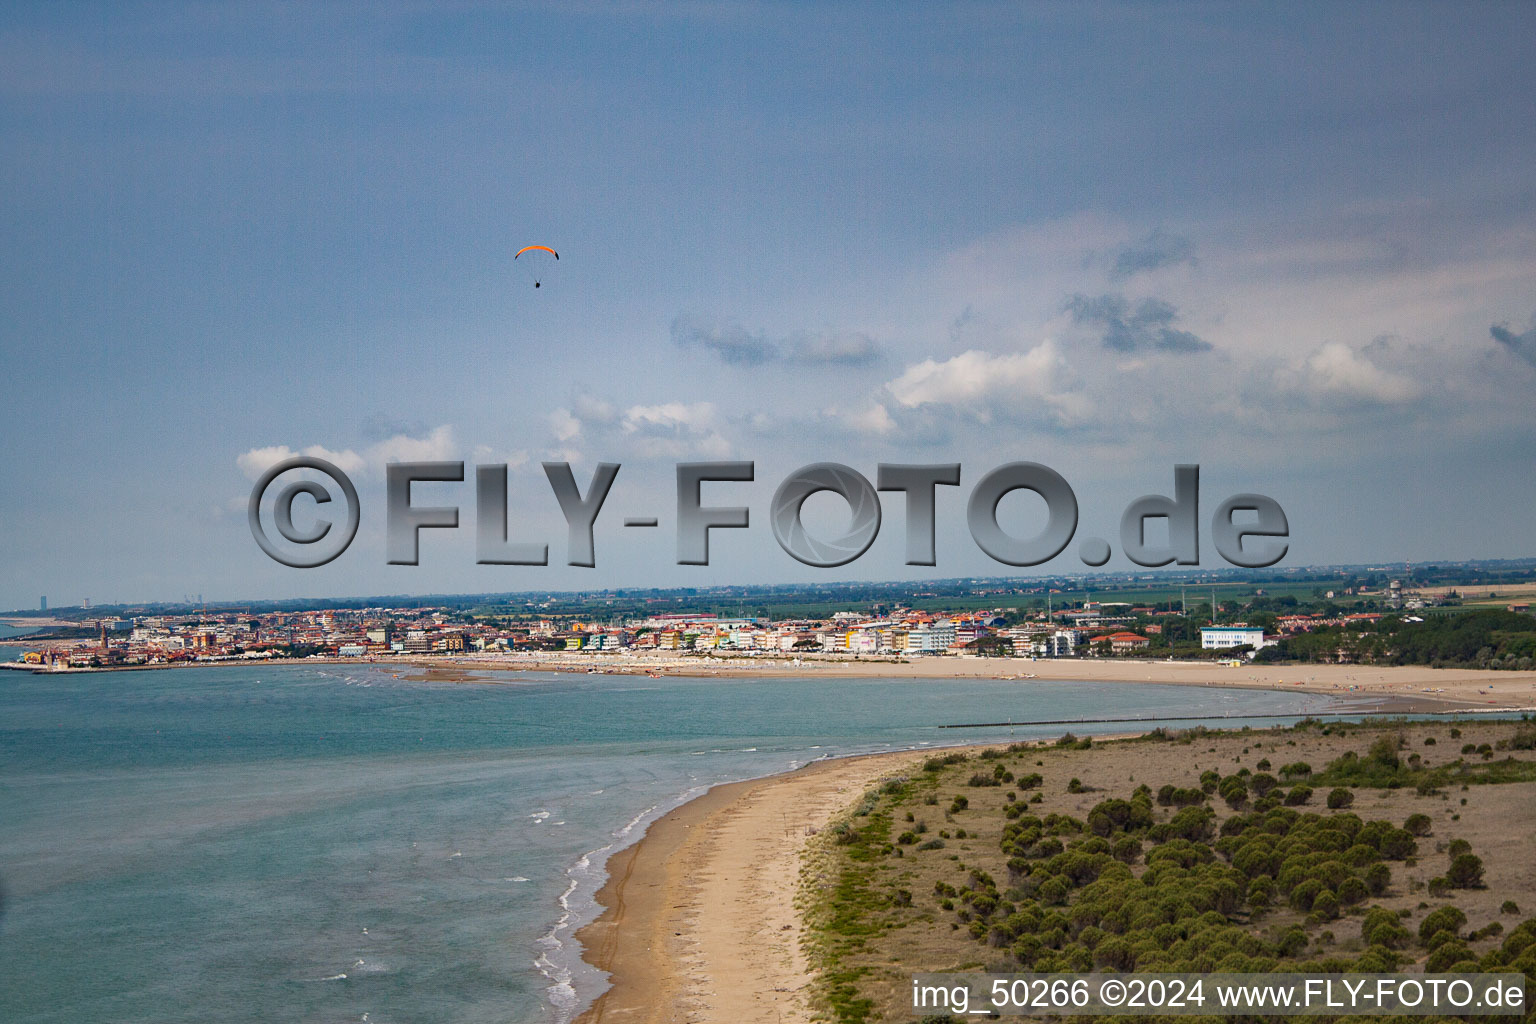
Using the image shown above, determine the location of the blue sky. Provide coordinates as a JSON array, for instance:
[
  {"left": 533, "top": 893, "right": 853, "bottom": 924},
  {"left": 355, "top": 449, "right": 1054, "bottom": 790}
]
[{"left": 2, "top": 2, "right": 1535, "bottom": 608}]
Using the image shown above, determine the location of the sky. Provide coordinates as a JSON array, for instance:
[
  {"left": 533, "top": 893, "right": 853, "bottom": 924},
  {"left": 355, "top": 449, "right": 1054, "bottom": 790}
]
[{"left": 2, "top": 1, "right": 1535, "bottom": 609}]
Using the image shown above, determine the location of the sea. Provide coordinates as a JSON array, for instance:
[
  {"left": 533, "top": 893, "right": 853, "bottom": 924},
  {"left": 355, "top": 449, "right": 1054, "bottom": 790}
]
[{"left": 0, "top": 659, "right": 1348, "bottom": 1024}]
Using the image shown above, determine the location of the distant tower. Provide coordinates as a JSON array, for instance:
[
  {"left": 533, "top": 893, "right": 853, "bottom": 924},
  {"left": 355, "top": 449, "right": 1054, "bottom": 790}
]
[
  {"left": 40, "top": 596, "right": 47, "bottom": 611},
  {"left": 83, "top": 597, "right": 90, "bottom": 610},
  {"left": 100, "top": 622, "right": 108, "bottom": 653}
]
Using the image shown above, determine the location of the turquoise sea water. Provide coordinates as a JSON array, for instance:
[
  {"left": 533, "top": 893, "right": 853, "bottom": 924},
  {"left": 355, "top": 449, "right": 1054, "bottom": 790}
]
[{"left": 0, "top": 663, "right": 1347, "bottom": 1024}]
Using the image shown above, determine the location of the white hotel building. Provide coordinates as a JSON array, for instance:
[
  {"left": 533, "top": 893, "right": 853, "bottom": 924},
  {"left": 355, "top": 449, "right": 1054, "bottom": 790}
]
[{"left": 1200, "top": 626, "right": 1270, "bottom": 650}]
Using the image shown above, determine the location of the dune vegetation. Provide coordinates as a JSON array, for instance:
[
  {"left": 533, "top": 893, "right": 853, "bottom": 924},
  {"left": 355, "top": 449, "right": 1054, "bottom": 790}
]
[{"left": 805, "top": 718, "right": 1536, "bottom": 1024}]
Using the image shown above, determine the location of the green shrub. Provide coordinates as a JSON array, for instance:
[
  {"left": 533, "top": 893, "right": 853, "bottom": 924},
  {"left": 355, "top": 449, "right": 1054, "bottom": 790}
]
[
  {"left": 1403, "top": 813, "right": 1432, "bottom": 836},
  {"left": 1368, "top": 734, "right": 1403, "bottom": 769},
  {"left": 1337, "top": 876, "right": 1368, "bottom": 906},
  {"left": 1418, "top": 906, "right": 1467, "bottom": 944},
  {"left": 1219, "top": 775, "right": 1249, "bottom": 809},
  {"left": 924, "top": 752, "right": 969, "bottom": 771},
  {"left": 1290, "top": 878, "right": 1324, "bottom": 911},
  {"left": 1426, "top": 941, "right": 1474, "bottom": 972},
  {"left": 1362, "top": 907, "right": 1413, "bottom": 949},
  {"left": 1326, "top": 787, "right": 1354, "bottom": 809},
  {"left": 1149, "top": 805, "right": 1216, "bottom": 843},
  {"left": 1446, "top": 853, "right": 1485, "bottom": 888},
  {"left": 1379, "top": 828, "right": 1417, "bottom": 860}
]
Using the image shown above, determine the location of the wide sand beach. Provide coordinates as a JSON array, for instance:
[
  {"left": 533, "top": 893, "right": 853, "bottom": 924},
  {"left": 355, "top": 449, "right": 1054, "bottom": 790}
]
[
  {"left": 573, "top": 749, "right": 931, "bottom": 1024},
  {"left": 401, "top": 651, "right": 1536, "bottom": 714}
]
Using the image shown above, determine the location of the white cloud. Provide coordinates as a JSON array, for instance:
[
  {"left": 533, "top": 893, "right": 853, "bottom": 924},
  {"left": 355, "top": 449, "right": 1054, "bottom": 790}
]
[
  {"left": 543, "top": 399, "right": 735, "bottom": 459},
  {"left": 369, "top": 424, "right": 457, "bottom": 464},
  {"left": 235, "top": 442, "right": 366, "bottom": 479},
  {"left": 1296, "top": 342, "right": 1421, "bottom": 404},
  {"left": 885, "top": 341, "right": 1090, "bottom": 425},
  {"left": 236, "top": 426, "right": 456, "bottom": 480},
  {"left": 549, "top": 408, "right": 582, "bottom": 442},
  {"left": 846, "top": 402, "right": 896, "bottom": 436},
  {"left": 620, "top": 401, "right": 716, "bottom": 434},
  {"left": 237, "top": 444, "right": 300, "bottom": 479},
  {"left": 617, "top": 401, "right": 731, "bottom": 457}
]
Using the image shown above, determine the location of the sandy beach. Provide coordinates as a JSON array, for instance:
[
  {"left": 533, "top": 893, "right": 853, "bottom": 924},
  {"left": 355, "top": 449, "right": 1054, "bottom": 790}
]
[
  {"left": 401, "top": 651, "right": 1536, "bottom": 715},
  {"left": 572, "top": 750, "right": 929, "bottom": 1024}
]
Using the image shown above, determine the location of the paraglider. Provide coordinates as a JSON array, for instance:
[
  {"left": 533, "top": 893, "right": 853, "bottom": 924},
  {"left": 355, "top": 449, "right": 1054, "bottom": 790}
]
[{"left": 514, "top": 245, "right": 558, "bottom": 288}]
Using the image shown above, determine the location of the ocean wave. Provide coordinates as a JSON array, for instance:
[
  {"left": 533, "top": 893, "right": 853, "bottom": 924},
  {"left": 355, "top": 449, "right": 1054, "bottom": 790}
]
[{"left": 533, "top": 876, "right": 582, "bottom": 1018}]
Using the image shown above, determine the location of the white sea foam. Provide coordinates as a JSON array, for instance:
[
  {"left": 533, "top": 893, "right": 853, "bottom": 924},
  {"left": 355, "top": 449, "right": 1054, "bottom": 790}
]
[
  {"left": 538, "top": 792, "right": 708, "bottom": 1023},
  {"left": 533, "top": 876, "right": 582, "bottom": 1017}
]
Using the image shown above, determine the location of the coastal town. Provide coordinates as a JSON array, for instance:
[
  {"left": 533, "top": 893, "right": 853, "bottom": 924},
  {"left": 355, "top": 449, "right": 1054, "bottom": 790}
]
[{"left": 0, "top": 600, "right": 1417, "bottom": 671}]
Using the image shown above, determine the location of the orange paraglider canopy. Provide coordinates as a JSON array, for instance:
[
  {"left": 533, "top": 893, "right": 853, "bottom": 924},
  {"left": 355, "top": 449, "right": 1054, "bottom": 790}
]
[{"left": 514, "top": 245, "right": 559, "bottom": 260}]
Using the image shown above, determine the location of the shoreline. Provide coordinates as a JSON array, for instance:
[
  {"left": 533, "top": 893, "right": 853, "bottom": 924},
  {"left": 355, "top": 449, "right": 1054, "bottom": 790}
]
[
  {"left": 6, "top": 646, "right": 1533, "bottom": 715},
  {"left": 570, "top": 749, "right": 934, "bottom": 1024}
]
